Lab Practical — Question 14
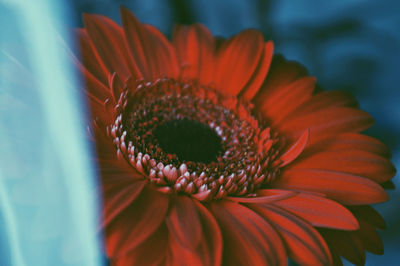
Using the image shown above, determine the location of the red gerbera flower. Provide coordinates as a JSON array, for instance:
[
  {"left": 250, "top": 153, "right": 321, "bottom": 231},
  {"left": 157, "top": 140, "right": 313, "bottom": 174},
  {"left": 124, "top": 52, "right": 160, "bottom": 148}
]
[{"left": 74, "top": 8, "right": 396, "bottom": 266}]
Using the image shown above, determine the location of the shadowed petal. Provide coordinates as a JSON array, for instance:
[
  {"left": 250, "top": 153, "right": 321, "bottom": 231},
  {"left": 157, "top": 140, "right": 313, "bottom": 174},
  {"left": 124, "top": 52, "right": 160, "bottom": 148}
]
[
  {"left": 167, "top": 201, "right": 222, "bottom": 266},
  {"left": 105, "top": 186, "right": 169, "bottom": 257},
  {"left": 113, "top": 223, "right": 169, "bottom": 266},
  {"left": 166, "top": 196, "right": 202, "bottom": 249},
  {"left": 251, "top": 204, "right": 332, "bottom": 266},
  {"left": 211, "top": 201, "right": 287, "bottom": 266}
]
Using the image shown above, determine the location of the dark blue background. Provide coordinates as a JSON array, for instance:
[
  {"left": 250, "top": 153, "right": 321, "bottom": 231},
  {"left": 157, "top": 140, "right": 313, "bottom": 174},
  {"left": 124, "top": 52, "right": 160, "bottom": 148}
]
[{"left": 70, "top": 1, "right": 400, "bottom": 265}]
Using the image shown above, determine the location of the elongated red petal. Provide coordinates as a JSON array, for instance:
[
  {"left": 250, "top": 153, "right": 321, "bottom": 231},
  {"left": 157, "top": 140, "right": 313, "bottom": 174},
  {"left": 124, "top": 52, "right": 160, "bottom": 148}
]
[
  {"left": 273, "top": 193, "right": 359, "bottom": 230},
  {"left": 227, "top": 189, "right": 298, "bottom": 203},
  {"left": 277, "top": 107, "right": 374, "bottom": 144},
  {"left": 113, "top": 224, "right": 169, "bottom": 266},
  {"left": 288, "top": 149, "right": 396, "bottom": 183},
  {"left": 251, "top": 204, "right": 332, "bottom": 266},
  {"left": 239, "top": 41, "right": 274, "bottom": 101},
  {"left": 173, "top": 24, "right": 215, "bottom": 85},
  {"left": 309, "top": 132, "right": 391, "bottom": 158},
  {"left": 320, "top": 228, "right": 365, "bottom": 266},
  {"left": 76, "top": 28, "right": 108, "bottom": 84},
  {"left": 279, "top": 129, "right": 309, "bottom": 167},
  {"left": 273, "top": 168, "right": 388, "bottom": 205},
  {"left": 166, "top": 196, "right": 202, "bottom": 249},
  {"left": 102, "top": 180, "right": 145, "bottom": 227},
  {"left": 120, "top": 8, "right": 178, "bottom": 80},
  {"left": 167, "top": 201, "right": 222, "bottom": 266},
  {"left": 214, "top": 30, "right": 264, "bottom": 96},
  {"left": 211, "top": 201, "right": 287, "bottom": 266},
  {"left": 82, "top": 14, "right": 137, "bottom": 81},
  {"left": 259, "top": 77, "right": 316, "bottom": 124},
  {"left": 253, "top": 55, "right": 308, "bottom": 108},
  {"left": 105, "top": 187, "right": 169, "bottom": 257}
]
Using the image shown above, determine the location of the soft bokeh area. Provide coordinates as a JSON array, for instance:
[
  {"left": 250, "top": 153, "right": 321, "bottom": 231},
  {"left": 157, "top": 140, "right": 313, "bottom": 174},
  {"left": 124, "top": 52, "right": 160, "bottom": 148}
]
[{"left": 1, "top": 0, "right": 398, "bottom": 265}]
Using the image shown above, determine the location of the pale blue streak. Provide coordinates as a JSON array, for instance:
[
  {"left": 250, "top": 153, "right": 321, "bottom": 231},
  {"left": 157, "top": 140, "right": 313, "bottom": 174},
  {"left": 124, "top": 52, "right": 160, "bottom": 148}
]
[{"left": 0, "top": 0, "right": 103, "bottom": 265}]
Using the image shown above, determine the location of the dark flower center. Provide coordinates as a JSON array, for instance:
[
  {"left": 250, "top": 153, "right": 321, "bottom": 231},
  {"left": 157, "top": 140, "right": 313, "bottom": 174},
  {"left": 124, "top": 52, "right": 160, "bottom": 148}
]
[
  {"left": 153, "top": 118, "right": 223, "bottom": 164},
  {"left": 109, "top": 78, "right": 283, "bottom": 201}
]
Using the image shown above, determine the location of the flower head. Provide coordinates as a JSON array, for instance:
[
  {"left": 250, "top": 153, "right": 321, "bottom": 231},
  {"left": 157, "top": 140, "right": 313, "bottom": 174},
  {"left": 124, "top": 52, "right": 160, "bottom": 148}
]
[{"left": 75, "top": 8, "right": 396, "bottom": 266}]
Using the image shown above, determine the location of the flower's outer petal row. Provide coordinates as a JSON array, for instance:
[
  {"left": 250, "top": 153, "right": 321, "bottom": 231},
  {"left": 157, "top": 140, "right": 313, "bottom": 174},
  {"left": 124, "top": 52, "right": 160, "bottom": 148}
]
[
  {"left": 76, "top": 28, "right": 109, "bottom": 85},
  {"left": 263, "top": 76, "right": 316, "bottom": 125},
  {"left": 281, "top": 90, "right": 359, "bottom": 121},
  {"left": 144, "top": 24, "right": 180, "bottom": 79},
  {"left": 251, "top": 204, "right": 333, "bottom": 266},
  {"left": 320, "top": 228, "right": 366, "bottom": 266},
  {"left": 287, "top": 149, "right": 396, "bottom": 184},
  {"left": 211, "top": 201, "right": 287, "bottom": 266},
  {"left": 252, "top": 54, "right": 309, "bottom": 109},
  {"left": 101, "top": 180, "right": 145, "bottom": 227},
  {"left": 349, "top": 205, "right": 386, "bottom": 229},
  {"left": 166, "top": 196, "right": 202, "bottom": 249},
  {"left": 166, "top": 201, "right": 223, "bottom": 266},
  {"left": 83, "top": 13, "right": 137, "bottom": 82},
  {"left": 113, "top": 224, "right": 169, "bottom": 266},
  {"left": 306, "top": 132, "right": 392, "bottom": 160},
  {"left": 239, "top": 41, "right": 274, "bottom": 101},
  {"left": 214, "top": 30, "right": 265, "bottom": 97},
  {"left": 272, "top": 168, "right": 388, "bottom": 205},
  {"left": 271, "top": 193, "right": 359, "bottom": 230},
  {"left": 173, "top": 24, "right": 215, "bottom": 85},
  {"left": 120, "top": 7, "right": 179, "bottom": 81},
  {"left": 277, "top": 107, "right": 374, "bottom": 145},
  {"left": 105, "top": 187, "right": 169, "bottom": 257}
]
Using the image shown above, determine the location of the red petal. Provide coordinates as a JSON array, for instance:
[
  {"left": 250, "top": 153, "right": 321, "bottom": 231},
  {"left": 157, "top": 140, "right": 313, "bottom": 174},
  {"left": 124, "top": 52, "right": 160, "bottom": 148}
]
[
  {"left": 251, "top": 204, "right": 332, "bottom": 266},
  {"left": 273, "top": 168, "right": 388, "bottom": 205},
  {"left": 281, "top": 90, "right": 358, "bottom": 122},
  {"left": 227, "top": 189, "right": 298, "bottom": 203},
  {"left": 356, "top": 219, "right": 384, "bottom": 255},
  {"left": 279, "top": 129, "right": 309, "bottom": 167},
  {"left": 166, "top": 196, "right": 202, "bottom": 249},
  {"left": 167, "top": 201, "right": 222, "bottom": 266},
  {"left": 211, "top": 201, "right": 287, "bottom": 266},
  {"left": 82, "top": 14, "right": 138, "bottom": 81},
  {"left": 144, "top": 24, "right": 180, "bottom": 79},
  {"left": 259, "top": 77, "right": 316, "bottom": 124},
  {"left": 113, "top": 223, "right": 168, "bottom": 266},
  {"left": 273, "top": 193, "right": 359, "bottom": 230},
  {"left": 120, "top": 8, "right": 178, "bottom": 80},
  {"left": 76, "top": 28, "right": 108, "bottom": 84},
  {"left": 320, "top": 229, "right": 365, "bottom": 266},
  {"left": 277, "top": 107, "right": 374, "bottom": 144},
  {"left": 288, "top": 149, "right": 396, "bottom": 183},
  {"left": 105, "top": 186, "right": 169, "bottom": 257},
  {"left": 253, "top": 55, "right": 308, "bottom": 108},
  {"left": 102, "top": 180, "right": 145, "bottom": 227},
  {"left": 173, "top": 24, "right": 215, "bottom": 85},
  {"left": 214, "top": 30, "right": 264, "bottom": 96},
  {"left": 309, "top": 132, "right": 391, "bottom": 158},
  {"left": 348, "top": 205, "right": 386, "bottom": 229},
  {"left": 239, "top": 41, "right": 274, "bottom": 101}
]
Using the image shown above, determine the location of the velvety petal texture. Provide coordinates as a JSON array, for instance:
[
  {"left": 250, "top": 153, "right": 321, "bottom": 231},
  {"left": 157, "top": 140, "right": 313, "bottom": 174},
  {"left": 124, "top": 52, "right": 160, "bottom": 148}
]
[{"left": 75, "top": 8, "right": 395, "bottom": 266}]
